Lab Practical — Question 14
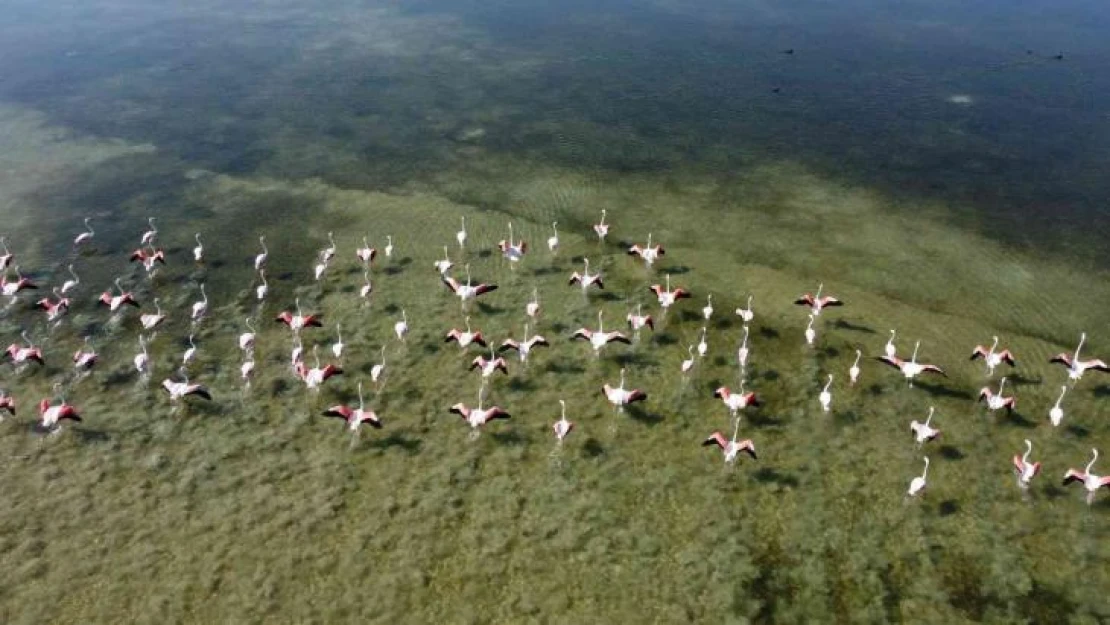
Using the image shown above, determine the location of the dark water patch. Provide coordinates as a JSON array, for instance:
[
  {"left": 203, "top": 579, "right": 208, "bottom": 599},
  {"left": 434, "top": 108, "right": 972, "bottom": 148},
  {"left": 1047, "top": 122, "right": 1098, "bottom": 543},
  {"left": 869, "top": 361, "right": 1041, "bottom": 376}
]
[{"left": 832, "top": 319, "right": 875, "bottom": 334}]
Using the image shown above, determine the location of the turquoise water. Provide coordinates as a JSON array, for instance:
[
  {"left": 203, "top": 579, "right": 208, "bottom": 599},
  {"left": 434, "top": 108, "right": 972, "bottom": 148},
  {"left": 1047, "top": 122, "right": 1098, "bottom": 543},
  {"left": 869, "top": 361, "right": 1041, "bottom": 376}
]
[{"left": 0, "top": 1, "right": 1108, "bottom": 623}]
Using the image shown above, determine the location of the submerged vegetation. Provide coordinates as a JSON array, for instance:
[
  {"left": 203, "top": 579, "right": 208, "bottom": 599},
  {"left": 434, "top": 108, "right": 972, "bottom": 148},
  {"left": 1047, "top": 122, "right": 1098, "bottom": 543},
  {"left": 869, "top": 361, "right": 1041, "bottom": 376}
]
[{"left": 0, "top": 2, "right": 1108, "bottom": 623}]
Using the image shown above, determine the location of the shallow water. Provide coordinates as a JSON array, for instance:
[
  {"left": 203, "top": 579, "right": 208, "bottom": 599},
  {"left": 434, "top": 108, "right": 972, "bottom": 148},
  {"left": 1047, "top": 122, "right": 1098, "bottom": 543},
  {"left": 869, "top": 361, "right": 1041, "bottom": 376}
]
[{"left": 0, "top": 1, "right": 1109, "bottom": 623}]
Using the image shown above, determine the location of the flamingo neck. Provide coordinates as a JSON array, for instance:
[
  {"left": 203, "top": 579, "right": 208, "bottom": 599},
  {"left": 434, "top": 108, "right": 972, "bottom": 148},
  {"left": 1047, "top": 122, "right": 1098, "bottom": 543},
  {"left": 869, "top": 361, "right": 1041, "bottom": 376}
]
[
  {"left": 1086, "top": 450, "right": 1098, "bottom": 474},
  {"left": 922, "top": 458, "right": 930, "bottom": 478}
]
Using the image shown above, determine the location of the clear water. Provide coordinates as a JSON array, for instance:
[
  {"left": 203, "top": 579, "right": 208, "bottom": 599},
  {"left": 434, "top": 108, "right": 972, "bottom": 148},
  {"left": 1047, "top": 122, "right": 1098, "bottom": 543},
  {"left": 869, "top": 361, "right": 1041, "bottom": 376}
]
[{"left": 0, "top": 1, "right": 1108, "bottom": 623}]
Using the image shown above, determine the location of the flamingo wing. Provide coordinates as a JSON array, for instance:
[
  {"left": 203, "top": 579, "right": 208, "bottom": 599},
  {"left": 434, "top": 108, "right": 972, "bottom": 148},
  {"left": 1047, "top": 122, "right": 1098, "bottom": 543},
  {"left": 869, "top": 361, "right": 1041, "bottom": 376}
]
[
  {"left": 591, "top": 277, "right": 604, "bottom": 289},
  {"left": 475, "top": 283, "right": 499, "bottom": 296},
  {"left": 999, "top": 350, "right": 1017, "bottom": 366},
  {"left": 59, "top": 405, "right": 81, "bottom": 421},
  {"left": 567, "top": 272, "right": 582, "bottom": 285},
  {"left": 702, "top": 432, "right": 727, "bottom": 449},
  {"left": 607, "top": 333, "right": 632, "bottom": 345},
  {"left": 360, "top": 413, "right": 383, "bottom": 429},
  {"left": 471, "top": 333, "right": 488, "bottom": 347},
  {"left": 1082, "top": 359, "right": 1110, "bottom": 373},
  {"left": 186, "top": 385, "right": 213, "bottom": 400},
  {"left": 627, "top": 389, "right": 648, "bottom": 403},
  {"left": 468, "top": 357, "right": 484, "bottom": 370},
  {"left": 498, "top": 340, "right": 519, "bottom": 353},
  {"left": 1049, "top": 354, "right": 1072, "bottom": 367},
  {"left": 874, "top": 355, "right": 903, "bottom": 370},
  {"left": 1097, "top": 475, "right": 1110, "bottom": 489},
  {"left": 673, "top": 289, "right": 692, "bottom": 300},
  {"left": 649, "top": 285, "right": 664, "bottom": 297},
  {"left": 737, "top": 439, "right": 758, "bottom": 459},
  {"left": 794, "top": 294, "right": 815, "bottom": 307},
  {"left": 1012, "top": 455, "right": 1024, "bottom": 474},
  {"left": 322, "top": 406, "right": 353, "bottom": 419},
  {"left": 304, "top": 315, "right": 323, "bottom": 327},
  {"left": 1062, "top": 469, "right": 1086, "bottom": 485},
  {"left": 529, "top": 336, "right": 550, "bottom": 349},
  {"left": 969, "top": 346, "right": 988, "bottom": 361},
  {"left": 921, "top": 364, "right": 946, "bottom": 376},
  {"left": 448, "top": 404, "right": 469, "bottom": 419},
  {"left": 485, "top": 407, "right": 511, "bottom": 421},
  {"left": 572, "top": 329, "right": 591, "bottom": 341},
  {"left": 441, "top": 276, "right": 461, "bottom": 293},
  {"left": 818, "top": 297, "right": 843, "bottom": 307}
]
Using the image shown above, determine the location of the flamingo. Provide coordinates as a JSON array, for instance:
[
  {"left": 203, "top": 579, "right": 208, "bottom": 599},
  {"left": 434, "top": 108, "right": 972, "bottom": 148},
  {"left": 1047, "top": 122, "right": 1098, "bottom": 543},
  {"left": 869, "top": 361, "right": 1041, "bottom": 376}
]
[
  {"left": 254, "top": 236, "right": 268, "bottom": 271},
  {"left": 1049, "top": 333, "right": 1109, "bottom": 381},
  {"left": 239, "top": 318, "right": 256, "bottom": 353},
  {"left": 359, "top": 270, "right": 372, "bottom": 299},
  {"left": 970, "top": 336, "right": 1016, "bottom": 375},
  {"left": 5, "top": 332, "right": 44, "bottom": 366},
  {"left": 140, "top": 217, "right": 158, "bottom": 246},
  {"left": 445, "top": 316, "right": 487, "bottom": 348},
  {"left": 433, "top": 246, "right": 453, "bottom": 275},
  {"left": 314, "top": 258, "right": 328, "bottom": 282},
  {"left": 794, "top": 283, "right": 843, "bottom": 316},
  {"left": 818, "top": 374, "right": 833, "bottom": 412},
  {"left": 241, "top": 358, "right": 255, "bottom": 383},
  {"left": 449, "top": 391, "right": 511, "bottom": 435},
  {"left": 470, "top": 347, "right": 509, "bottom": 378},
  {"left": 141, "top": 298, "right": 166, "bottom": 330},
  {"left": 60, "top": 264, "right": 79, "bottom": 295},
  {"left": 384, "top": 235, "right": 393, "bottom": 259},
  {"left": 134, "top": 335, "right": 149, "bottom": 373},
  {"left": 627, "top": 233, "right": 664, "bottom": 267},
  {"left": 275, "top": 298, "right": 323, "bottom": 333},
  {"left": 568, "top": 257, "right": 604, "bottom": 291},
  {"left": 1, "top": 266, "right": 38, "bottom": 296},
  {"left": 499, "top": 323, "right": 549, "bottom": 363},
  {"left": 256, "top": 269, "right": 268, "bottom": 301},
  {"left": 322, "top": 382, "right": 382, "bottom": 432},
  {"left": 1013, "top": 439, "right": 1041, "bottom": 489},
  {"left": 627, "top": 304, "right": 654, "bottom": 337},
  {"left": 161, "top": 373, "right": 212, "bottom": 401},
  {"left": 72, "top": 337, "right": 98, "bottom": 370},
  {"left": 442, "top": 264, "right": 498, "bottom": 306},
  {"left": 0, "top": 391, "right": 14, "bottom": 418},
  {"left": 680, "top": 346, "right": 696, "bottom": 375},
  {"left": 907, "top": 457, "right": 929, "bottom": 497},
  {"left": 909, "top": 407, "right": 939, "bottom": 446},
  {"left": 849, "top": 350, "right": 862, "bottom": 385},
  {"left": 97, "top": 279, "right": 139, "bottom": 310},
  {"left": 884, "top": 330, "right": 897, "bottom": 359},
  {"left": 73, "top": 217, "right": 94, "bottom": 246},
  {"left": 290, "top": 337, "right": 304, "bottom": 369},
  {"left": 735, "top": 295, "right": 754, "bottom": 325},
  {"left": 713, "top": 384, "right": 760, "bottom": 415},
  {"left": 697, "top": 326, "right": 708, "bottom": 358},
  {"left": 193, "top": 233, "right": 204, "bottom": 262},
  {"left": 703, "top": 419, "right": 757, "bottom": 463},
  {"left": 1049, "top": 385, "right": 1067, "bottom": 427},
  {"left": 497, "top": 223, "right": 526, "bottom": 264},
  {"left": 129, "top": 246, "right": 166, "bottom": 274},
  {"left": 295, "top": 345, "right": 343, "bottom": 390},
  {"left": 526, "top": 287, "right": 540, "bottom": 319},
  {"left": 182, "top": 334, "right": 197, "bottom": 366},
  {"left": 332, "top": 324, "right": 344, "bottom": 359},
  {"left": 547, "top": 222, "right": 559, "bottom": 253},
  {"left": 649, "top": 274, "right": 691, "bottom": 311},
  {"left": 702, "top": 294, "right": 713, "bottom": 321},
  {"left": 370, "top": 346, "right": 387, "bottom": 383},
  {"left": 572, "top": 310, "right": 631, "bottom": 355},
  {"left": 321, "top": 231, "right": 337, "bottom": 264},
  {"left": 0, "top": 237, "right": 12, "bottom": 270},
  {"left": 593, "top": 209, "right": 609, "bottom": 242},
  {"left": 1062, "top": 449, "right": 1110, "bottom": 504},
  {"left": 978, "top": 377, "right": 1015, "bottom": 414},
  {"left": 602, "top": 368, "right": 647, "bottom": 410},
  {"left": 394, "top": 309, "right": 408, "bottom": 342},
  {"left": 738, "top": 326, "right": 750, "bottom": 369},
  {"left": 804, "top": 315, "right": 816, "bottom": 347},
  {"left": 456, "top": 216, "right": 467, "bottom": 249},
  {"left": 38, "top": 398, "right": 81, "bottom": 430},
  {"left": 553, "top": 399, "right": 573, "bottom": 442},
  {"left": 34, "top": 288, "right": 70, "bottom": 322},
  {"left": 876, "top": 341, "right": 947, "bottom": 386},
  {"left": 191, "top": 283, "right": 208, "bottom": 321}
]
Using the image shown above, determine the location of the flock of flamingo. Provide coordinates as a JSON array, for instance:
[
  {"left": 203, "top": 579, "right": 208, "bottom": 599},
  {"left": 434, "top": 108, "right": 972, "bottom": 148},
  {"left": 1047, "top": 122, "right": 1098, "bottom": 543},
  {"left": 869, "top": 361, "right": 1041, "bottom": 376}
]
[{"left": 1, "top": 209, "right": 1108, "bottom": 504}]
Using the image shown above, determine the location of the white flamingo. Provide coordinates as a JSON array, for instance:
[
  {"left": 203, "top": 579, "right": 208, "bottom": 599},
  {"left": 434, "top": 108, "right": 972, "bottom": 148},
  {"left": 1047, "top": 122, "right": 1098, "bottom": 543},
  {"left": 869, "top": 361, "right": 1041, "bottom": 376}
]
[
  {"left": 1050, "top": 332, "right": 1109, "bottom": 382},
  {"left": 457, "top": 216, "right": 467, "bottom": 249},
  {"left": 193, "top": 233, "right": 204, "bottom": 262},
  {"left": 254, "top": 236, "right": 268, "bottom": 271},
  {"left": 384, "top": 235, "right": 393, "bottom": 259},
  {"left": 60, "top": 264, "right": 80, "bottom": 295},
  {"left": 182, "top": 334, "right": 197, "bottom": 366},
  {"left": 332, "top": 324, "right": 344, "bottom": 359},
  {"left": 140, "top": 298, "right": 166, "bottom": 331},
  {"left": 191, "top": 283, "right": 208, "bottom": 321},
  {"left": 526, "top": 287, "right": 540, "bottom": 319},
  {"left": 907, "top": 457, "right": 929, "bottom": 497},
  {"left": 239, "top": 318, "right": 256, "bottom": 353},
  {"left": 547, "top": 222, "right": 559, "bottom": 253},
  {"left": 1049, "top": 385, "right": 1067, "bottom": 427},
  {"left": 909, "top": 407, "right": 939, "bottom": 446},
  {"left": 593, "top": 209, "right": 609, "bottom": 242},
  {"left": 140, "top": 217, "right": 158, "bottom": 246},
  {"left": 256, "top": 270, "right": 268, "bottom": 301},
  {"left": 1062, "top": 449, "right": 1110, "bottom": 505},
  {"left": 818, "top": 374, "right": 833, "bottom": 412},
  {"left": 738, "top": 326, "right": 750, "bottom": 369},
  {"left": 359, "top": 270, "right": 372, "bottom": 299},
  {"left": 681, "top": 346, "right": 696, "bottom": 375},
  {"left": 371, "top": 346, "right": 387, "bottom": 384},
  {"left": 1013, "top": 439, "right": 1041, "bottom": 489},
  {"left": 133, "top": 335, "right": 149, "bottom": 374},
  {"left": 434, "top": 246, "right": 453, "bottom": 275},
  {"left": 849, "top": 350, "right": 861, "bottom": 385},
  {"left": 702, "top": 294, "right": 713, "bottom": 321},
  {"left": 321, "top": 231, "right": 336, "bottom": 263},
  {"left": 697, "top": 326, "right": 708, "bottom": 358},
  {"left": 394, "top": 309, "right": 409, "bottom": 342},
  {"left": 73, "top": 217, "right": 94, "bottom": 246},
  {"left": 553, "top": 399, "right": 573, "bottom": 442},
  {"left": 804, "top": 315, "right": 816, "bottom": 346},
  {"left": 735, "top": 295, "right": 754, "bottom": 325},
  {"left": 885, "top": 330, "right": 897, "bottom": 359}
]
